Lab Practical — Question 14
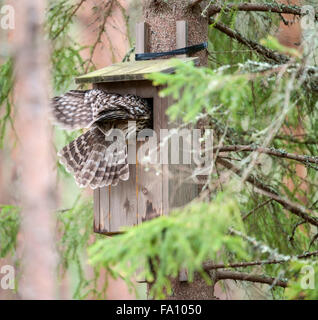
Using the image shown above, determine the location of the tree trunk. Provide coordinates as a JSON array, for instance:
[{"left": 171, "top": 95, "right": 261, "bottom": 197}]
[
  {"left": 143, "top": 0, "right": 208, "bottom": 66},
  {"left": 143, "top": 0, "right": 217, "bottom": 300},
  {"left": 13, "top": 0, "right": 57, "bottom": 299}
]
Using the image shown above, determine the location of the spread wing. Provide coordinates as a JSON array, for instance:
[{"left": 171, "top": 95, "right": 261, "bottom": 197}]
[
  {"left": 58, "top": 126, "right": 129, "bottom": 188},
  {"left": 51, "top": 89, "right": 150, "bottom": 130}
]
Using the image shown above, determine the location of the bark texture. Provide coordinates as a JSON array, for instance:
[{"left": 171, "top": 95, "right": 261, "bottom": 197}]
[
  {"left": 143, "top": 0, "right": 208, "bottom": 65},
  {"left": 14, "top": 0, "right": 57, "bottom": 299}
]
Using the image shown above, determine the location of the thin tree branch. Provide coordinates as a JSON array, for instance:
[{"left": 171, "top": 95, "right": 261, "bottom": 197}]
[
  {"left": 309, "top": 233, "right": 318, "bottom": 250},
  {"left": 297, "top": 250, "right": 318, "bottom": 259},
  {"left": 214, "top": 144, "right": 318, "bottom": 167},
  {"left": 216, "top": 157, "right": 318, "bottom": 227},
  {"left": 84, "top": 0, "right": 115, "bottom": 73},
  {"left": 216, "top": 270, "right": 288, "bottom": 288},
  {"left": 278, "top": 13, "right": 290, "bottom": 26},
  {"left": 210, "top": 19, "right": 290, "bottom": 64},
  {"left": 289, "top": 220, "right": 307, "bottom": 244},
  {"left": 203, "top": 250, "right": 318, "bottom": 270},
  {"left": 275, "top": 135, "right": 318, "bottom": 145},
  {"left": 242, "top": 199, "right": 272, "bottom": 221},
  {"left": 216, "top": 157, "right": 277, "bottom": 194},
  {"left": 256, "top": 188, "right": 318, "bottom": 227},
  {"left": 207, "top": 3, "right": 318, "bottom": 21},
  {"left": 52, "top": 0, "right": 86, "bottom": 40}
]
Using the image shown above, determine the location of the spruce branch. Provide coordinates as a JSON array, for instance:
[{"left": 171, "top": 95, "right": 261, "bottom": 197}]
[
  {"left": 207, "top": 3, "right": 318, "bottom": 21},
  {"left": 215, "top": 270, "right": 288, "bottom": 288},
  {"left": 216, "top": 157, "right": 318, "bottom": 227},
  {"left": 289, "top": 220, "right": 307, "bottom": 244},
  {"left": 203, "top": 250, "right": 318, "bottom": 270},
  {"left": 210, "top": 19, "right": 290, "bottom": 64},
  {"left": 84, "top": 0, "right": 115, "bottom": 73},
  {"left": 214, "top": 144, "right": 318, "bottom": 167},
  {"left": 52, "top": 0, "right": 87, "bottom": 40},
  {"left": 242, "top": 199, "right": 272, "bottom": 221}
]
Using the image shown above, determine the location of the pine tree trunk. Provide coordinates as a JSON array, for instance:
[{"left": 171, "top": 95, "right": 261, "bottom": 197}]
[
  {"left": 143, "top": 0, "right": 217, "bottom": 300},
  {"left": 14, "top": 0, "right": 57, "bottom": 299}
]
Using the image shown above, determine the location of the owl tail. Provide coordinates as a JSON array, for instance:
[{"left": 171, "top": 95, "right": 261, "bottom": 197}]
[{"left": 58, "top": 127, "right": 129, "bottom": 189}]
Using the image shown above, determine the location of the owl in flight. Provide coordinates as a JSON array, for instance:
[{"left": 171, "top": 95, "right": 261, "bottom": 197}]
[{"left": 51, "top": 89, "right": 152, "bottom": 189}]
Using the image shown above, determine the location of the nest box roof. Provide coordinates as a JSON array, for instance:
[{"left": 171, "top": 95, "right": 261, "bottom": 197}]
[{"left": 75, "top": 57, "right": 199, "bottom": 84}]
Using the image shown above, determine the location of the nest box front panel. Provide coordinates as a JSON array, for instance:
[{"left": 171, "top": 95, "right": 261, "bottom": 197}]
[{"left": 93, "top": 80, "right": 168, "bottom": 234}]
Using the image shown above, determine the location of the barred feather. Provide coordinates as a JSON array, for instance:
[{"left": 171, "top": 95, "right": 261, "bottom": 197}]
[
  {"left": 52, "top": 89, "right": 151, "bottom": 188},
  {"left": 52, "top": 90, "right": 94, "bottom": 130},
  {"left": 58, "top": 127, "right": 129, "bottom": 189},
  {"left": 51, "top": 89, "right": 150, "bottom": 131}
]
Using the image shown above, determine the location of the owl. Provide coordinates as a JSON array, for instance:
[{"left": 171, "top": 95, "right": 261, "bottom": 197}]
[{"left": 51, "top": 89, "right": 152, "bottom": 189}]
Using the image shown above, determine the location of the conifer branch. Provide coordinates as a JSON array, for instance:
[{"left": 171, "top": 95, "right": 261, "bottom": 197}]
[
  {"left": 207, "top": 3, "right": 318, "bottom": 21},
  {"left": 214, "top": 145, "right": 318, "bottom": 167},
  {"left": 215, "top": 270, "right": 288, "bottom": 288},
  {"left": 216, "top": 157, "right": 318, "bottom": 227},
  {"left": 203, "top": 250, "right": 318, "bottom": 270},
  {"left": 210, "top": 19, "right": 290, "bottom": 64}
]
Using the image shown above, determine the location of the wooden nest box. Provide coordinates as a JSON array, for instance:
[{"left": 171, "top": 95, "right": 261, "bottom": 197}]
[{"left": 75, "top": 22, "right": 200, "bottom": 235}]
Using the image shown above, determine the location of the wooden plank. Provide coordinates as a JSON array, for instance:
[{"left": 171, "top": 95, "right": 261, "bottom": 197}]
[
  {"left": 97, "top": 82, "right": 138, "bottom": 233},
  {"left": 165, "top": 72, "right": 197, "bottom": 282},
  {"left": 93, "top": 82, "right": 108, "bottom": 235},
  {"left": 161, "top": 91, "right": 170, "bottom": 217},
  {"left": 134, "top": 25, "right": 151, "bottom": 283},
  {"left": 99, "top": 187, "right": 110, "bottom": 233},
  {"left": 136, "top": 22, "right": 149, "bottom": 54},
  {"left": 109, "top": 165, "right": 138, "bottom": 232},
  {"left": 93, "top": 188, "right": 100, "bottom": 233},
  {"left": 167, "top": 94, "right": 198, "bottom": 209},
  {"left": 176, "top": 21, "right": 188, "bottom": 59},
  {"left": 136, "top": 85, "right": 163, "bottom": 223}
]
